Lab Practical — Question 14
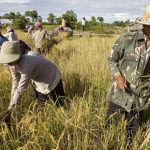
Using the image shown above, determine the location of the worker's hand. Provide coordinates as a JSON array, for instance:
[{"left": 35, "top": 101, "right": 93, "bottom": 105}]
[{"left": 115, "top": 74, "right": 126, "bottom": 91}]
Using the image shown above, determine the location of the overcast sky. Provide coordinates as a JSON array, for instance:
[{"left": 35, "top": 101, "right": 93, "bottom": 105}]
[{"left": 0, "top": 0, "right": 149, "bottom": 23}]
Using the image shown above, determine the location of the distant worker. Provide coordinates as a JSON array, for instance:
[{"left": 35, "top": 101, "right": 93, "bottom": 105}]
[
  {"left": 0, "top": 41, "right": 65, "bottom": 121},
  {"left": 3, "top": 26, "right": 18, "bottom": 41},
  {"left": 61, "top": 18, "right": 66, "bottom": 28},
  {"left": 1, "top": 26, "right": 31, "bottom": 54},
  {"left": 26, "top": 24, "right": 34, "bottom": 38},
  {"left": 81, "top": 17, "right": 86, "bottom": 33},
  {"left": 32, "top": 21, "right": 50, "bottom": 54}
]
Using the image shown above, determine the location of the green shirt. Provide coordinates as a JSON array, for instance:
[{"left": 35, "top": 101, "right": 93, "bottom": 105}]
[{"left": 107, "top": 30, "right": 150, "bottom": 112}]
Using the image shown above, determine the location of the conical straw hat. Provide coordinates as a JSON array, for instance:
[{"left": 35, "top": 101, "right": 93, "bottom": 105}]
[{"left": 0, "top": 41, "right": 21, "bottom": 64}]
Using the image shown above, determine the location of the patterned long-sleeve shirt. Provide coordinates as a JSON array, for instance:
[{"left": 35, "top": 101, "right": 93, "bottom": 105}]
[
  {"left": 32, "top": 29, "right": 50, "bottom": 49},
  {"left": 8, "top": 55, "right": 60, "bottom": 110},
  {"left": 107, "top": 30, "right": 150, "bottom": 112}
]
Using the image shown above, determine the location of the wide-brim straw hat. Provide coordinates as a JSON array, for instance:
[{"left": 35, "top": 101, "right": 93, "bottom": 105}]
[
  {"left": 0, "top": 41, "right": 21, "bottom": 64},
  {"left": 140, "top": 3, "right": 150, "bottom": 25}
]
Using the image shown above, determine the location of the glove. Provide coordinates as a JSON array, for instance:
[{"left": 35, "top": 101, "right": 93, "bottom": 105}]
[
  {"left": 115, "top": 74, "right": 126, "bottom": 91},
  {"left": 0, "top": 109, "right": 12, "bottom": 123}
]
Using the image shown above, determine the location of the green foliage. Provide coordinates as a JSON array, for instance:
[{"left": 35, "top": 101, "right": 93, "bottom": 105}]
[
  {"left": 75, "top": 22, "right": 116, "bottom": 34},
  {"left": 25, "top": 10, "right": 38, "bottom": 23},
  {"left": 62, "top": 10, "right": 77, "bottom": 29},
  {"left": 43, "top": 24, "right": 58, "bottom": 31},
  {"left": 74, "top": 16, "right": 118, "bottom": 34},
  {"left": 13, "top": 17, "right": 28, "bottom": 30},
  {"left": 3, "top": 13, "right": 9, "bottom": 19},
  {"left": 0, "top": 10, "right": 130, "bottom": 33},
  {"left": 47, "top": 13, "right": 56, "bottom": 24},
  {"left": 37, "top": 16, "right": 42, "bottom": 22},
  {"left": 112, "top": 19, "right": 131, "bottom": 27},
  {"left": 55, "top": 17, "right": 62, "bottom": 25},
  {"left": 90, "top": 16, "right": 97, "bottom": 25},
  {"left": 97, "top": 16, "right": 104, "bottom": 23},
  {"left": 8, "top": 12, "right": 15, "bottom": 19},
  {"left": 16, "top": 12, "right": 21, "bottom": 17},
  {"left": 2, "top": 12, "right": 15, "bottom": 19}
]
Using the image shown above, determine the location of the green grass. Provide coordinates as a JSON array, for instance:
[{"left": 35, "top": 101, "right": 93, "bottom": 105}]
[
  {"left": 0, "top": 32, "right": 150, "bottom": 150},
  {"left": 43, "top": 24, "right": 58, "bottom": 32}
]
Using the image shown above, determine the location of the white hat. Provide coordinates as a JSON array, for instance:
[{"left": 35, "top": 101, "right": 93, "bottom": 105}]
[{"left": 0, "top": 41, "right": 21, "bottom": 64}]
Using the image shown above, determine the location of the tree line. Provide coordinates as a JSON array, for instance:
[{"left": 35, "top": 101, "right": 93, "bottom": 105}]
[{"left": 0, "top": 10, "right": 131, "bottom": 32}]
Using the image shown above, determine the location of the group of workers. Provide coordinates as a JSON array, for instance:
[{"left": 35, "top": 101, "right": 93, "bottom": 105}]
[
  {"left": 1, "top": 3, "right": 150, "bottom": 145},
  {"left": 0, "top": 21, "right": 65, "bottom": 123}
]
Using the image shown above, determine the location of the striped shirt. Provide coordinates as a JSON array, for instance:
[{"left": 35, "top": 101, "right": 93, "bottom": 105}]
[{"left": 8, "top": 55, "right": 61, "bottom": 110}]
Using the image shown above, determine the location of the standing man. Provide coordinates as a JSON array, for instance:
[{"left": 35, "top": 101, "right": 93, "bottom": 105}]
[
  {"left": 107, "top": 3, "right": 150, "bottom": 138},
  {"left": 32, "top": 21, "right": 50, "bottom": 54},
  {"left": 26, "top": 24, "right": 34, "bottom": 38},
  {"left": 61, "top": 18, "right": 66, "bottom": 28},
  {"left": 81, "top": 17, "right": 86, "bottom": 33},
  {"left": 0, "top": 41, "right": 65, "bottom": 119}
]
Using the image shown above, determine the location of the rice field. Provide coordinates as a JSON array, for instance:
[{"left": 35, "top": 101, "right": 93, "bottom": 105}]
[{"left": 0, "top": 30, "right": 150, "bottom": 150}]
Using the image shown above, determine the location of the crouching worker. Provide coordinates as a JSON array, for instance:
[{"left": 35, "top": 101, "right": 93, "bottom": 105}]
[{"left": 0, "top": 41, "right": 65, "bottom": 122}]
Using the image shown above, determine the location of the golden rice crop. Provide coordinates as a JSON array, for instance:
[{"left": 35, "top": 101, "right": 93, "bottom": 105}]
[{"left": 0, "top": 30, "right": 149, "bottom": 150}]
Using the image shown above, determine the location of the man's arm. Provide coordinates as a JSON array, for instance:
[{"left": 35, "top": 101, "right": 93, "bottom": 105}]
[
  {"left": 9, "top": 66, "right": 20, "bottom": 97},
  {"left": 108, "top": 35, "right": 126, "bottom": 77},
  {"left": 8, "top": 70, "right": 31, "bottom": 110},
  {"left": 108, "top": 35, "right": 127, "bottom": 90}
]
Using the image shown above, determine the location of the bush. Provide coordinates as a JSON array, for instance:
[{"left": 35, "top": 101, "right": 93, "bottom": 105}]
[{"left": 13, "top": 18, "right": 27, "bottom": 30}]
